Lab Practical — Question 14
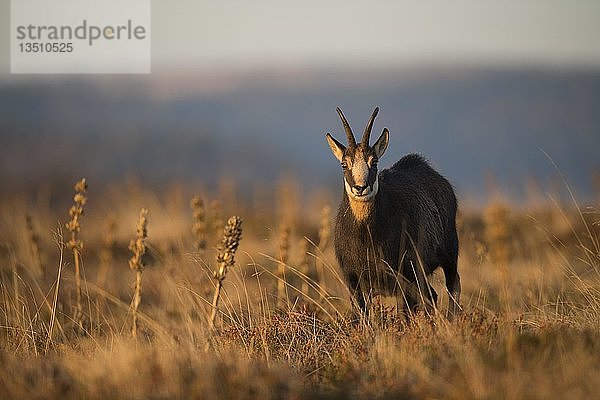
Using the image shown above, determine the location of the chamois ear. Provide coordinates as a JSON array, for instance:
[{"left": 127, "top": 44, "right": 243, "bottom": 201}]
[
  {"left": 373, "top": 128, "right": 389, "bottom": 158},
  {"left": 325, "top": 133, "right": 345, "bottom": 162}
]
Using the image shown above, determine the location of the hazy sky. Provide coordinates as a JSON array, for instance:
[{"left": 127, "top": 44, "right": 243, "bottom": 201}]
[
  {"left": 0, "top": 0, "right": 599, "bottom": 72},
  {"left": 151, "top": 0, "right": 600, "bottom": 70}
]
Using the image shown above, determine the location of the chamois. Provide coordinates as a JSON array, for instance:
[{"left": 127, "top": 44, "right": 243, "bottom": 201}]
[{"left": 325, "top": 107, "right": 461, "bottom": 318}]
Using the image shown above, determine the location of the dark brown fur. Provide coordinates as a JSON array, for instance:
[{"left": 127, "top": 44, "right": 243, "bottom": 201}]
[{"left": 326, "top": 108, "right": 461, "bottom": 318}]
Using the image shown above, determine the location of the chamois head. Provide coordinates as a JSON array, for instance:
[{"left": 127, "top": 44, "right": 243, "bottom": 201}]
[{"left": 326, "top": 107, "right": 389, "bottom": 202}]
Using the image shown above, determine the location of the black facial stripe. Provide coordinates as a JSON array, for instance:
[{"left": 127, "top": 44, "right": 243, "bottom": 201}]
[
  {"left": 344, "top": 169, "right": 356, "bottom": 187},
  {"left": 367, "top": 166, "right": 378, "bottom": 184}
]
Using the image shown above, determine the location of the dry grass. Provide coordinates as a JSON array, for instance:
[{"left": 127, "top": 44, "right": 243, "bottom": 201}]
[{"left": 0, "top": 177, "right": 598, "bottom": 399}]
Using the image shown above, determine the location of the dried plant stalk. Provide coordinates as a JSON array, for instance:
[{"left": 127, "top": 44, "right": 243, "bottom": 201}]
[
  {"left": 298, "top": 237, "right": 310, "bottom": 298},
  {"left": 25, "top": 213, "right": 44, "bottom": 279},
  {"left": 210, "top": 200, "right": 224, "bottom": 242},
  {"left": 484, "top": 201, "right": 511, "bottom": 266},
  {"left": 276, "top": 177, "right": 301, "bottom": 231},
  {"left": 484, "top": 200, "right": 512, "bottom": 315},
  {"left": 65, "top": 178, "right": 87, "bottom": 331},
  {"left": 97, "top": 214, "right": 117, "bottom": 288},
  {"left": 129, "top": 208, "right": 148, "bottom": 338},
  {"left": 209, "top": 216, "right": 242, "bottom": 329},
  {"left": 190, "top": 195, "right": 207, "bottom": 256},
  {"left": 277, "top": 223, "right": 290, "bottom": 308},
  {"left": 316, "top": 205, "right": 331, "bottom": 300}
]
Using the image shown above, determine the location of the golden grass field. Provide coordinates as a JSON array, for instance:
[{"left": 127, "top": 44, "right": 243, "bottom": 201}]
[{"left": 0, "top": 177, "right": 598, "bottom": 399}]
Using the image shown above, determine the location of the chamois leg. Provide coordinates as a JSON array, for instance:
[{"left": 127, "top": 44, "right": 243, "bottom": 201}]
[
  {"left": 346, "top": 273, "right": 369, "bottom": 322},
  {"left": 415, "top": 280, "right": 438, "bottom": 315},
  {"left": 403, "top": 287, "right": 419, "bottom": 320},
  {"left": 398, "top": 283, "right": 437, "bottom": 320},
  {"left": 427, "top": 284, "right": 438, "bottom": 306},
  {"left": 412, "top": 255, "right": 439, "bottom": 309},
  {"left": 443, "top": 259, "right": 461, "bottom": 320},
  {"left": 354, "top": 289, "right": 370, "bottom": 318},
  {"left": 398, "top": 268, "right": 437, "bottom": 321}
]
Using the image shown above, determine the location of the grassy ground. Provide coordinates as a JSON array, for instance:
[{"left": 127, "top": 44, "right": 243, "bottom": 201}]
[{"left": 0, "top": 179, "right": 598, "bottom": 399}]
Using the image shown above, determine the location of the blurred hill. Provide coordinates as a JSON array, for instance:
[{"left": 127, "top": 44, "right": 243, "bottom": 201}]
[{"left": 1, "top": 67, "right": 599, "bottom": 202}]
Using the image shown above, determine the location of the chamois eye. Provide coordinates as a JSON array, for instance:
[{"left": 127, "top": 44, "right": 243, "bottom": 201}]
[{"left": 341, "top": 162, "right": 348, "bottom": 169}]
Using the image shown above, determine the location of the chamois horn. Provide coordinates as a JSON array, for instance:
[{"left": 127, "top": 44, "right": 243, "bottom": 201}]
[
  {"left": 336, "top": 107, "right": 356, "bottom": 147},
  {"left": 361, "top": 107, "right": 379, "bottom": 146}
]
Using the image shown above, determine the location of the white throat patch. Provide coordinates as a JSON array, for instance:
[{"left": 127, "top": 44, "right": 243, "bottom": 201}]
[
  {"left": 344, "top": 177, "right": 378, "bottom": 202},
  {"left": 345, "top": 177, "right": 378, "bottom": 221}
]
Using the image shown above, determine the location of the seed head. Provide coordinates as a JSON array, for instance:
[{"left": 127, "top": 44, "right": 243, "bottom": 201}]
[
  {"left": 66, "top": 178, "right": 87, "bottom": 251},
  {"left": 129, "top": 208, "right": 148, "bottom": 272},
  {"left": 214, "top": 216, "right": 243, "bottom": 281},
  {"left": 190, "top": 195, "right": 207, "bottom": 253}
]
